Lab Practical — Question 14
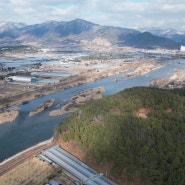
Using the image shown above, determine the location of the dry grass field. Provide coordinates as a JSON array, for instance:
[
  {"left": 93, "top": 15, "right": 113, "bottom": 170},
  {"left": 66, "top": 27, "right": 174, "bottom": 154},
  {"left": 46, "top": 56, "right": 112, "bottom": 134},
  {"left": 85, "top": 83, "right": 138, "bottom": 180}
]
[{"left": 0, "top": 157, "right": 57, "bottom": 185}]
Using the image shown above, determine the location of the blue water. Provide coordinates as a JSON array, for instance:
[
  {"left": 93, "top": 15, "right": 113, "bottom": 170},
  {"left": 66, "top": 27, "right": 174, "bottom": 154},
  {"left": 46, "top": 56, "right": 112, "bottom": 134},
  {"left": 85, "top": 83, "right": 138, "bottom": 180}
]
[{"left": 0, "top": 58, "right": 185, "bottom": 162}]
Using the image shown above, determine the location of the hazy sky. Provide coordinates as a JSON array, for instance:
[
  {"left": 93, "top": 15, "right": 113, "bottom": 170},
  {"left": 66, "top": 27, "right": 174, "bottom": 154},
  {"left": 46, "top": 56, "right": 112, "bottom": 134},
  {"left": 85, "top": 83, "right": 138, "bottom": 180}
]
[{"left": 1, "top": 0, "right": 185, "bottom": 30}]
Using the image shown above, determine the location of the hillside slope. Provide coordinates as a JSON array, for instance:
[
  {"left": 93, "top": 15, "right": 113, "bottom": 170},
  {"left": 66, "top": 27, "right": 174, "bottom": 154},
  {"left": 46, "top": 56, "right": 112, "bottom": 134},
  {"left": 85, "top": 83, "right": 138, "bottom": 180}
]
[
  {"left": 139, "top": 27, "right": 185, "bottom": 45},
  {"left": 58, "top": 87, "right": 185, "bottom": 185},
  {"left": 118, "top": 31, "right": 180, "bottom": 50}
]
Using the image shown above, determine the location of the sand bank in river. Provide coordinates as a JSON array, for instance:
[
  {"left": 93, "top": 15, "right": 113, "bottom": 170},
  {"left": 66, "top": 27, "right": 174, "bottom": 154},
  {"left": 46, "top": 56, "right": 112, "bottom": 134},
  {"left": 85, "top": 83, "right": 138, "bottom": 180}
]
[
  {"left": 150, "top": 69, "right": 185, "bottom": 88},
  {"left": 170, "top": 69, "right": 185, "bottom": 81},
  {"left": 124, "top": 63, "right": 163, "bottom": 77},
  {"left": 0, "top": 109, "right": 19, "bottom": 125},
  {"left": 29, "top": 98, "right": 55, "bottom": 116},
  {"left": 50, "top": 86, "right": 104, "bottom": 116}
]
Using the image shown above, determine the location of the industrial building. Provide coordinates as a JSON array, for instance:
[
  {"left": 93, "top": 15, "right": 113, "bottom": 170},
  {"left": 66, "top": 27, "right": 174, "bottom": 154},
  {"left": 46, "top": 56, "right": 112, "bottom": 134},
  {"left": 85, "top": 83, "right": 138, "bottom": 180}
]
[{"left": 8, "top": 76, "right": 38, "bottom": 83}]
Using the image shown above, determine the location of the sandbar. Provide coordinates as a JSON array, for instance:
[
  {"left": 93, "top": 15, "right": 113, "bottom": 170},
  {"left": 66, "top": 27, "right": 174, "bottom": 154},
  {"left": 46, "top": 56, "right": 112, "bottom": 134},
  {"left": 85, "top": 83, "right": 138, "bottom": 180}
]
[
  {"left": 29, "top": 98, "right": 55, "bottom": 116},
  {"left": 50, "top": 86, "right": 104, "bottom": 116},
  {"left": 0, "top": 109, "right": 19, "bottom": 125}
]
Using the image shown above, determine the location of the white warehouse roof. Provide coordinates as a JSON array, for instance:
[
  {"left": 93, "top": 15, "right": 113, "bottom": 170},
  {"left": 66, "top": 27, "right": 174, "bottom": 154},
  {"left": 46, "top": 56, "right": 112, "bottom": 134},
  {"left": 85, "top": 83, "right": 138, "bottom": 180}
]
[{"left": 9, "top": 76, "right": 36, "bottom": 82}]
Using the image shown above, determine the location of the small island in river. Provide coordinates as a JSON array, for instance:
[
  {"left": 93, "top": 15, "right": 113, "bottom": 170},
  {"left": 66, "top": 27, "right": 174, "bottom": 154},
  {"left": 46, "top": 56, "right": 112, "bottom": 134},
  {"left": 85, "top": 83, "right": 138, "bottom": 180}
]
[
  {"left": 29, "top": 99, "right": 55, "bottom": 116},
  {"left": 0, "top": 108, "right": 19, "bottom": 125},
  {"left": 50, "top": 87, "right": 104, "bottom": 116}
]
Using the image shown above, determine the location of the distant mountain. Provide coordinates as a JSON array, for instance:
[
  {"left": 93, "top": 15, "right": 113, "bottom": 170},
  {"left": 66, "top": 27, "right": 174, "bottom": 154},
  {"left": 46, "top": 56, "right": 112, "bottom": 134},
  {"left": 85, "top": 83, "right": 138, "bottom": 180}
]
[
  {"left": 118, "top": 31, "right": 181, "bottom": 50},
  {"left": 0, "top": 19, "right": 182, "bottom": 50},
  {"left": 0, "top": 21, "right": 27, "bottom": 43},
  {"left": 20, "top": 20, "right": 61, "bottom": 37},
  {"left": 0, "top": 21, "right": 26, "bottom": 33},
  {"left": 55, "top": 18, "right": 96, "bottom": 37},
  {"left": 139, "top": 27, "right": 185, "bottom": 45}
]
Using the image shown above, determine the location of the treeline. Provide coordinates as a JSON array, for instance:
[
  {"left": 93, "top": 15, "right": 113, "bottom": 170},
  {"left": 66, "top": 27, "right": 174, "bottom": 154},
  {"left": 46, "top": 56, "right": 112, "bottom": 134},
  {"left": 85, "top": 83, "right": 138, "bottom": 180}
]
[{"left": 58, "top": 87, "right": 185, "bottom": 185}]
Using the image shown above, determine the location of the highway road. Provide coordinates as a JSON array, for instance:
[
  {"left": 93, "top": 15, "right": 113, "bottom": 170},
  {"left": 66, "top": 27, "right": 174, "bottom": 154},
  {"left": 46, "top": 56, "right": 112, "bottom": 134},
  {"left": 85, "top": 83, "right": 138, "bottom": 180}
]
[{"left": 42, "top": 145, "right": 117, "bottom": 185}]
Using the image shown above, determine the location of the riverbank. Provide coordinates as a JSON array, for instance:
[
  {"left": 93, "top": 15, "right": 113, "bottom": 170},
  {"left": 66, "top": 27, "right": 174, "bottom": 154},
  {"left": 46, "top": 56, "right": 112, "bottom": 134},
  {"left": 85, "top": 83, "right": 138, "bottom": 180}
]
[
  {"left": 0, "top": 138, "right": 59, "bottom": 185},
  {"left": 0, "top": 138, "right": 54, "bottom": 166},
  {"left": 150, "top": 69, "right": 185, "bottom": 88}
]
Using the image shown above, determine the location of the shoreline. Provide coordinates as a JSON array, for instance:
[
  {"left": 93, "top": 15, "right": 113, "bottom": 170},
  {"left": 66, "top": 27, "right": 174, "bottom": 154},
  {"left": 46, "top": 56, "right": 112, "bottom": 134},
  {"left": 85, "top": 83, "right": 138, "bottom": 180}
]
[
  {"left": 0, "top": 137, "right": 53, "bottom": 166},
  {"left": 0, "top": 137, "right": 54, "bottom": 176}
]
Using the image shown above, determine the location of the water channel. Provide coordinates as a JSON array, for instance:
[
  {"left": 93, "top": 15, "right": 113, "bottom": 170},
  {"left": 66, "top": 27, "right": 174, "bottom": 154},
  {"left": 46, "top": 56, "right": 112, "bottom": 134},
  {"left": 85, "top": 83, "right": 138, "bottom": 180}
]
[{"left": 0, "top": 58, "right": 185, "bottom": 163}]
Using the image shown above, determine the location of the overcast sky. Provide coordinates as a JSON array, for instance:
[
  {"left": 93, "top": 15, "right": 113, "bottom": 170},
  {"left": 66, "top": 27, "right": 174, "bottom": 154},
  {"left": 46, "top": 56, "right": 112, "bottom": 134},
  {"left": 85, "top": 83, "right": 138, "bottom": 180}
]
[{"left": 1, "top": 0, "right": 185, "bottom": 30}]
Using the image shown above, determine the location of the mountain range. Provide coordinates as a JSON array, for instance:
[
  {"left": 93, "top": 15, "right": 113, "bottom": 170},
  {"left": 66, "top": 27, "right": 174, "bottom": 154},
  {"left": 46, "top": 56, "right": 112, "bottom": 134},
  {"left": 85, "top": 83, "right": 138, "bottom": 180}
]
[
  {"left": 139, "top": 27, "right": 185, "bottom": 46},
  {"left": 0, "top": 19, "right": 183, "bottom": 50}
]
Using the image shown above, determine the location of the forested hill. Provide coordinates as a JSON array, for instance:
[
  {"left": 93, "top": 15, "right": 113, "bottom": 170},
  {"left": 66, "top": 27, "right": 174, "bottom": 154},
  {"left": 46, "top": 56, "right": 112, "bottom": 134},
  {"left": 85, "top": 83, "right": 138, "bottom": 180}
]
[{"left": 58, "top": 87, "right": 185, "bottom": 185}]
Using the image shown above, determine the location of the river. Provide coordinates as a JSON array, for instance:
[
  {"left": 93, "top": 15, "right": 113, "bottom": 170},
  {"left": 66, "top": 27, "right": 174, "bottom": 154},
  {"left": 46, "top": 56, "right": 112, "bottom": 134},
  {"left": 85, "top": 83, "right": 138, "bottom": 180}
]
[{"left": 0, "top": 58, "right": 185, "bottom": 163}]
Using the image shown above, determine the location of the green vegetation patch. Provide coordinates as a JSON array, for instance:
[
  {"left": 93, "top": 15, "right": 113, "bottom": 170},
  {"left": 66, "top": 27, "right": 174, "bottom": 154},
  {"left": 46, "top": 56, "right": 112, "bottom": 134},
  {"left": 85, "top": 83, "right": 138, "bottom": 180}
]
[{"left": 58, "top": 87, "right": 185, "bottom": 185}]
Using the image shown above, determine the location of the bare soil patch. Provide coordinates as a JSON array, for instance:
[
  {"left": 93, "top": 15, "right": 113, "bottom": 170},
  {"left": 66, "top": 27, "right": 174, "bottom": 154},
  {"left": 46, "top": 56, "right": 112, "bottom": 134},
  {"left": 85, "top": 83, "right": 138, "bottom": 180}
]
[
  {"left": 134, "top": 108, "right": 150, "bottom": 118},
  {"left": 166, "top": 108, "right": 173, "bottom": 113}
]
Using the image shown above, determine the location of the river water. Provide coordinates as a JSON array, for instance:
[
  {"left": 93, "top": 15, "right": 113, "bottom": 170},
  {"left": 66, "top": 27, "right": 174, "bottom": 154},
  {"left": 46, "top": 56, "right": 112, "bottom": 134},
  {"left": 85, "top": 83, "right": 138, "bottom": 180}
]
[{"left": 0, "top": 58, "right": 185, "bottom": 163}]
